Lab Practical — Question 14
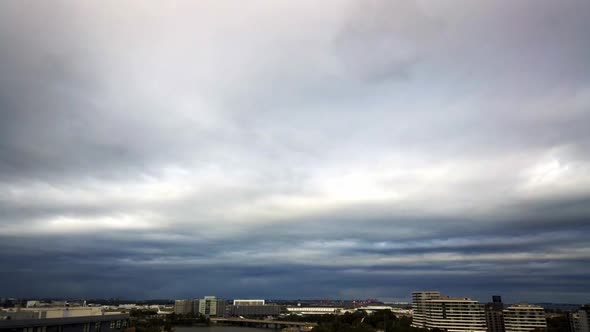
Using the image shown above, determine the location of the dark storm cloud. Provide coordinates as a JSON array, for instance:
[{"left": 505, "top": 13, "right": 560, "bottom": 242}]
[{"left": 1, "top": 0, "right": 590, "bottom": 302}]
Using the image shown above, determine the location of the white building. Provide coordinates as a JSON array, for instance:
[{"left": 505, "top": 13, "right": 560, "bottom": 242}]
[
  {"left": 286, "top": 307, "right": 343, "bottom": 315},
  {"left": 569, "top": 305, "right": 590, "bottom": 332},
  {"left": 233, "top": 299, "right": 265, "bottom": 306},
  {"left": 503, "top": 304, "right": 547, "bottom": 332},
  {"left": 26, "top": 301, "right": 41, "bottom": 308},
  {"left": 412, "top": 291, "right": 441, "bottom": 328},
  {"left": 118, "top": 304, "right": 147, "bottom": 310},
  {"left": 570, "top": 312, "right": 582, "bottom": 332},
  {"left": 424, "top": 297, "right": 486, "bottom": 332}
]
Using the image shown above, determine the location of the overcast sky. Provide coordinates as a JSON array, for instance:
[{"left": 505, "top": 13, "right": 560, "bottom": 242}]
[{"left": 1, "top": 0, "right": 589, "bottom": 303}]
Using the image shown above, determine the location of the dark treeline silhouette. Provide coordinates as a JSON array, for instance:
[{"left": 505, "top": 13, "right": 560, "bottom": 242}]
[
  {"left": 130, "top": 310, "right": 209, "bottom": 332},
  {"left": 285, "top": 311, "right": 433, "bottom": 332}
]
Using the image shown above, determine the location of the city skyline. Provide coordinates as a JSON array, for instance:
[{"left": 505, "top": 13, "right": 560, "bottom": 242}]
[
  {"left": 1, "top": 1, "right": 589, "bottom": 302},
  {"left": 4, "top": 291, "right": 581, "bottom": 306}
]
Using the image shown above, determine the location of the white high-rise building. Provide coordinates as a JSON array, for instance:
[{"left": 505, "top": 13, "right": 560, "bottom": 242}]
[
  {"left": 412, "top": 291, "right": 441, "bottom": 328},
  {"left": 412, "top": 291, "right": 487, "bottom": 332},
  {"left": 503, "top": 304, "right": 547, "bottom": 332},
  {"left": 424, "top": 297, "right": 487, "bottom": 332}
]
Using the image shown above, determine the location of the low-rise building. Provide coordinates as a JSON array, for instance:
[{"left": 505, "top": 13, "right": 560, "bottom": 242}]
[
  {"left": 285, "top": 307, "right": 343, "bottom": 315},
  {"left": 230, "top": 304, "right": 280, "bottom": 317},
  {"left": 411, "top": 291, "right": 486, "bottom": 332},
  {"left": 0, "top": 308, "right": 129, "bottom": 332},
  {"left": 1, "top": 307, "right": 108, "bottom": 320}
]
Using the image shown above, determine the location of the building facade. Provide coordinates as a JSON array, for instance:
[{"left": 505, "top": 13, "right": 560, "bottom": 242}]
[
  {"left": 0, "top": 313, "right": 129, "bottom": 332},
  {"left": 423, "top": 297, "right": 487, "bottom": 332},
  {"left": 285, "top": 307, "right": 343, "bottom": 315},
  {"left": 569, "top": 312, "right": 581, "bottom": 332},
  {"left": 411, "top": 291, "right": 487, "bottom": 332},
  {"left": 503, "top": 304, "right": 546, "bottom": 332},
  {"left": 412, "top": 291, "right": 441, "bottom": 328},
  {"left": 232, "top": 300, "right": 265, "bottom": 306},
  {"left": 570, "top": 305, "right": 590, "bottom": 332},
  {"left": 485, "top": 296, "right": 505, "bottom": 332},
  {"left": 229, "top": 304, "right": 280, "bottom": 317},
  {"left": 174, "top": 300, "right": 194, "bottom": 315},
  {"left": 197, "top": 297, "right": 225, "bottom": 317}
]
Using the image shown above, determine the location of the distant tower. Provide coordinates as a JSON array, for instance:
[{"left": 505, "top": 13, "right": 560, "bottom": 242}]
[{"left": 486, "top": 296, "right": 505, "bottom": 332}]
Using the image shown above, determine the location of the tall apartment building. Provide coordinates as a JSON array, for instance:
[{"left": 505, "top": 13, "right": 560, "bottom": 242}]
[
  {"left": 174, "top": 299, "right": 194, "bottom": 315},
  {"left": 197, "top": 296, "right": 225, "bottom": 317},
  {"left": 412, "top": 291, "right": 441, "bottom": 328},
  {"left": 411, "top": 291, "right": 486, "bottom": 332},
  {"left": 485, "top": 296, "right": 505, "bottom": 332},
  {"left": 503, "top": 304, "right": 547, "bottom": 332}
]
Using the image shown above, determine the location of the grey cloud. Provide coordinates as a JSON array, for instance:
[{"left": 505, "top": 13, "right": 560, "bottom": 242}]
[{"left": 1, "top": 0, "right": 590, "bottom": 302}]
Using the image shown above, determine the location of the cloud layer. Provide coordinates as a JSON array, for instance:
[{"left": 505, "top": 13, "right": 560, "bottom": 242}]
[{"left": 1, "top": 0, "right": 590, "bottom": 303}]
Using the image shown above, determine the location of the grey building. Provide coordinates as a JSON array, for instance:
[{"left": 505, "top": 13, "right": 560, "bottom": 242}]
[
  {"left": 0, "top": 314, "right": 129, "bottom": 332},
  {"left": 423, "top": 297, "right": 487, "bottom": 332},
  {"left": 570, "top": 312, "right": 581, "bottom": 332},
  {"left": 174, "top": 300, "right": 194, "bottom": 315},
  {"left": 571, "top": 304, "right": 590, "bottom": 332},
  {"left": 229, "top": 304, "right": 280, "bottom": 317},
  {"left": 485, "top": 296, "right": 505, "bottom": 332}
]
